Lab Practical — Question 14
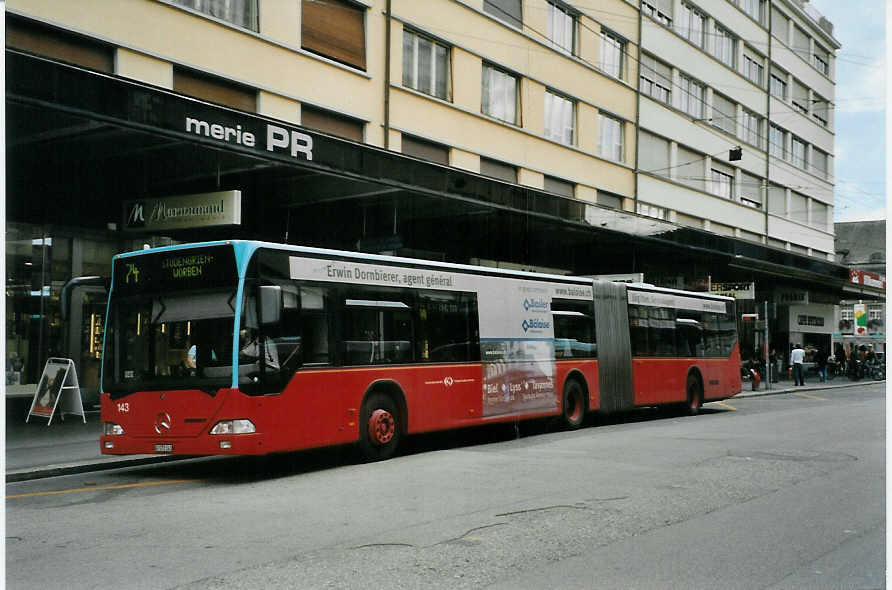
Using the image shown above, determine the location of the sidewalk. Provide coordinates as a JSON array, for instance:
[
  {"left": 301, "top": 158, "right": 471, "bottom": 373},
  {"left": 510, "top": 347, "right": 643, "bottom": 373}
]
[{"left": 5, "top": 377, "right": 881, "bottom": 482}]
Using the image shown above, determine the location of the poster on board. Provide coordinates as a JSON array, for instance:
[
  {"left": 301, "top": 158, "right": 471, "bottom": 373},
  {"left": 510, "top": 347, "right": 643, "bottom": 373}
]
[{"left": 26, "top": 358, "right": 86, "bottom": 425}]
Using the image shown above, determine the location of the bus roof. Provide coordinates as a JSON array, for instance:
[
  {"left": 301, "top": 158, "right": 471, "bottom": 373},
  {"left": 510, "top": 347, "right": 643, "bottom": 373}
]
[{"left": 114, "top": 240, "right": 734, "bottom": 301}]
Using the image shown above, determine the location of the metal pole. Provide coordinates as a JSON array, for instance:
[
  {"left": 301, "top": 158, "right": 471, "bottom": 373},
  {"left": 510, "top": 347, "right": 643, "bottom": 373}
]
[{"left": 764, "top": 300, "right": 770, "bottom": 391}]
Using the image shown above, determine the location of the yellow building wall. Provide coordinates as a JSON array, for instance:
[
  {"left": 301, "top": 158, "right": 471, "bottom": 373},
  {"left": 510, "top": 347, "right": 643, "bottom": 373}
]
[{"left": 115, "top": 47, "right": 172, "bottom": 88}]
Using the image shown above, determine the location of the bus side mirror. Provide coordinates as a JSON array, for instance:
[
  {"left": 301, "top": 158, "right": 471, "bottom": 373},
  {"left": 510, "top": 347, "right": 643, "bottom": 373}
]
[{"left": 259, "top": 285, "right": 282, "bottom": 326}]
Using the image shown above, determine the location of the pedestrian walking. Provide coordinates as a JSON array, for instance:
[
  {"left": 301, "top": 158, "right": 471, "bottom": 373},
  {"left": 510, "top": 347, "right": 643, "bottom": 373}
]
[
  {"left": 815, "top": 346, "right": 828, "bottom": 383},
  {"left": 791, "top": 343, "right": 805, "bottom": 386}
]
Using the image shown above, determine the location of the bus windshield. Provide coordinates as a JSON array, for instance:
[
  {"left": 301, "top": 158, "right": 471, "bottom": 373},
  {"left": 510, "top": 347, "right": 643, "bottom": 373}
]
[
  {"left": 102, "top": 289, "right": 237, "bottom": 394},
  {"left": 101, "top": 245, "right": 240, "bottom": 396}
]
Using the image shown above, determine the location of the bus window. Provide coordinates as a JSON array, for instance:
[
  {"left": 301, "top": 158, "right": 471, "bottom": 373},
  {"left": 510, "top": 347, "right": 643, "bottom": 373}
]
[
  {"left": 629, "top": 304, "right": 648, "bottom": 356},
  {"left": 675, "top": 310, "right": 703, "bottom": 357},
  {"left": 552, "top": 298, "right": 596, "bottom": 358},
  {"left": 416, "top": 291, "right": 479, "bottom": 363},
  {"left": 343, "top": 287, "right": 413, "bottom": 366},
  {"left": 299, "top": 285, "right": 333, "bottom": 365},
  {"left": 649, "top": 306, "right": 676, "bottom": 356}
]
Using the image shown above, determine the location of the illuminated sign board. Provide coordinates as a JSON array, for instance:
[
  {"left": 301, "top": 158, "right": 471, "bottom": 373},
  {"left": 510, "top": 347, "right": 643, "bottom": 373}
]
[
  {"left": 122, "top": 190, "right": 242, "bottom": 233},
  {"left": 113, "top": 245, "right": 237, "bottom": 295}
]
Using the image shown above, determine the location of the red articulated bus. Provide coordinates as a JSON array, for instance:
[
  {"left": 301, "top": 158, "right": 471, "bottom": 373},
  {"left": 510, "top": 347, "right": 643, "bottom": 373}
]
[{"left": 100, "top": 241, "right": 741, "bottom": 460}]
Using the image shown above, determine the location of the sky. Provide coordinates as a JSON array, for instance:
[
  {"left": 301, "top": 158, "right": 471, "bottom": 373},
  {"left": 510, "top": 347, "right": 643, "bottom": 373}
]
[{"left": 808, "top": 0, "right": 886, "bottom": 222}]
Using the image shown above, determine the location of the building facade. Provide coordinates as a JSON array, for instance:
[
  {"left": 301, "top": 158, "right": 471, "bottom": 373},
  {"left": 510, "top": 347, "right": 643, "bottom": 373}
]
[
  {"left": 834, "top": 221, "right": 886, "bottom": 358},
  {"left": 6, "top": 0, "right": 860, "bottom": 401}
]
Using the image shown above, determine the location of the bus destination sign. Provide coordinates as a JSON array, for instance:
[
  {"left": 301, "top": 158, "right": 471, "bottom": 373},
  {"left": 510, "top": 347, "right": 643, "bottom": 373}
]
[{"left": 114, "top": 245, "right": 237, "bottom": 295}]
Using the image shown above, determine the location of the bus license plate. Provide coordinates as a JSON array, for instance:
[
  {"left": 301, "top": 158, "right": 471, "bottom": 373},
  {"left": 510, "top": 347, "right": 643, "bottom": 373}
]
[{"left": 154, "top": 443, "right": 173, "bottom": 453}]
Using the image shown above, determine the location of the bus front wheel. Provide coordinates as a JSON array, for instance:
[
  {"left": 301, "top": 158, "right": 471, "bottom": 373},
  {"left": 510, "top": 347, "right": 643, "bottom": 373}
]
[
  {"left": 359, "top": 393, "right": 401, "bottom": 461},
  {"left": 562, "top": 380, "right": 586, "bottom": 430}
]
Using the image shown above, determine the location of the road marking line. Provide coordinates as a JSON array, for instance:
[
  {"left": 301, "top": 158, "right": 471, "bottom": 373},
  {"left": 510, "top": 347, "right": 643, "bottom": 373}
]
[
  {"left": 793, "top": 392, "right": 828, "bottom": 401},
  {"left": 6, "top": 479, "right": 197, "bottom": 499},
  {"left": 710, "top": 401, "right": 737, "bottom": 411}
]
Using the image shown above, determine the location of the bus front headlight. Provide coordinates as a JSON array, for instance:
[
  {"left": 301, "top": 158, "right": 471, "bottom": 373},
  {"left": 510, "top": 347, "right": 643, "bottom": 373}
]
[
  {"left": 104, "top": 422, "right": 125, "bottom": 435},
  {"left": 210, "top": 419, "right": 256, "bottom": 435}
]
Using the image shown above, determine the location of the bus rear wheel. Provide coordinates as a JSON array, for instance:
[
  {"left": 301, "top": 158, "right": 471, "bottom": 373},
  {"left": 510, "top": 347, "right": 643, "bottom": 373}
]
[
  {"left": 359, "top": 393, "right": 401, "bottom": 461},
  {"left": 562, "top": 380, "right": 586, "bottom": 430},
  {"left": 683, "top": 374, "right": 702, "bottom": 416}
]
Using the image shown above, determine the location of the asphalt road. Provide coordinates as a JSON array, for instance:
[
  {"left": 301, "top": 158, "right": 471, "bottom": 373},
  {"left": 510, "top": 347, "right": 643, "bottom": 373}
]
[{"left": 6, "top": 383, "right": 885, "bottom": 590}]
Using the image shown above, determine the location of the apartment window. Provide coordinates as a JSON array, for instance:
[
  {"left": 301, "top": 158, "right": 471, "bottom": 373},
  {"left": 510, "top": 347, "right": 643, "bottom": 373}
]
[
  {"left": 402, "top": 30, "right": 450, "bottom": 100},
  {"left": 741, "top": 110, "right": 761, "bottom": 147},
  {"left": 642, "top": 0, "right": 673, "bottom": 25},
  {"left": 544, "top": 90, "right": 575, "bottom": 145},
  {"left": 7, "top": 17, "right": 114, "bottom": 73},
  {"left": 792, "top": 26, "right": 811, "bottom": 61},
  {"left": 813, "top": 95, "right": 829, "bottom": 126},
  {"left": 637, "top": 202, "right": 668, "bottom": 220},
  {"left": 792, "top": 79, "right": 809, "bottom": 114},
  {"left": 743, "top": 53, "right": 764, "bottom": 86},
  {"left": 813, "top": 44, "right": 830, "bottom": 75},
  {"left": 769, "top": 124, "right": 785, "bottom": 159},
  {"left": 770, "top": 70, "right": 787, "bottom": 100},
  {"left": 547, "top": 2, "right": 576, "bottom": 54},
  {"left": 638, "top": 131, "right": 670, "bottom": 174},
  {"left": 740, "top": 171, "right": 763, "bottom": 207},
  {"left": 771, "top": 6, "right": 789, "bottom": 44},
  {"left": 173, "top": 68, "right": 257, "bottom": 111},
  {"left": 711, "top": 93, "right": 736, "bottom": 135},
  {"left": 302, "top": 0, "right": 366, "bottom": 70},
  {"left": 482, "top": 63, "right": 519, "bottom": 124},
  {"left": 678, "top": 2, "right": 705, "bottom": 47},
  {"left": 480, "top": 157, "right": 518, "bottom": 183},
  {"left": 811, "top": 200, "right": 828, "bottom": 228},
  {"left": 742, "top": 0, "right": 764, "bottom": 23},
  {"left": 712, "top": 23, "right": 736, "bottom": 68},
  {"left": 767, "top": 183, "right": 786, "bottom": 215},
  {"left": 790, "top": 191, "right": 808, "bottom": 222},
  {"left": 484, "top": 0, "right": 522, "bottom": 28},
  {"left": 677, "top": 145, "right": 705, "bottom": 191},
  {"left": 811, "top": 148, "right": 829, "bottom": 178},
  {"left": 600, "top": 30, "right": 625, "bottom": 79},
  {"left": 301, "top": 105, "right": 364, "bottom": 141},
  {"left": 710, "top": 168, "right": 734, "bottom": 199},
  {"left": 401, "top": 134, "right": 449, "bottom": 165},
  {"left": 791, "top": 136, "right": 807, "bottom": 169},
  {"left": 598, "top": 114, "right": 624, "bottom": 162},
  {"left": 170, "top": 0, "right": 258, "bottom": 30},
  {"left": 679, "top": 74, "right": 705, "bottom": 118},
  {"left": 640, "top": 54, "right": 671, "bottom": 105}
]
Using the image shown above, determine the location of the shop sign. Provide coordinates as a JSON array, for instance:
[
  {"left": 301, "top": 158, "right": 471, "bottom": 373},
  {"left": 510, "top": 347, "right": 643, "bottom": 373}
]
[
  {"left": 849, "top": 270, "right": 886, "bottom": 290},
  {"left": 123, "top": 190, "right": 241, "bottom": 233},
  {"left": 854, "top": 304, "right": 868, "bottom": 336},
  {"left": 710, "top": 282, "right": 755, "bottom": 300}
]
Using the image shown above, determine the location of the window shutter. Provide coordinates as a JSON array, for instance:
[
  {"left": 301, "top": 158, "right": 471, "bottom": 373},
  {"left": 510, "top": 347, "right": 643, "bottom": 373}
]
[
  {"left": 638, "top": 131, "right": 669, "bottom": 174},
  {"left": 173, "top": 69, "right": 257, "bottom": 112},
  {"left": 544, "top": 176, "right": 574, "bottom": 198},
  {"left": 480, "top": 157, "right": 517, "bottom": 183},
  {"left": 7, "top": 17, "right": 114, "bottom": 73},
  {"left": 301, "top": 106, "right": 364, "bottom": 141},
  {"left": 302, "top": 0, "right": 366, "bottom": 70},
  {"left": 401, "top": 135, "right": 449, "bottom": 165}
]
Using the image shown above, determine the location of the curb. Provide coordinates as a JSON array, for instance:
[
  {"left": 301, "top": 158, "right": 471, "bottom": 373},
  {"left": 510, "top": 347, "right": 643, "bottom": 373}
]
[
  {"left": 6, "top": 454, "right": 193, "bottom": 483},
  {"left": 732, "top": 378, "right": 884, "bottom": 399}
]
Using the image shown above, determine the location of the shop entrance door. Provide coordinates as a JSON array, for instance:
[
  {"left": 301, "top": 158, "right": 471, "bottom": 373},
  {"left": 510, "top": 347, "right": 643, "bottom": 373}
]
[{"left": 63, "top": 278, "right": 107, "bottom": 409}]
